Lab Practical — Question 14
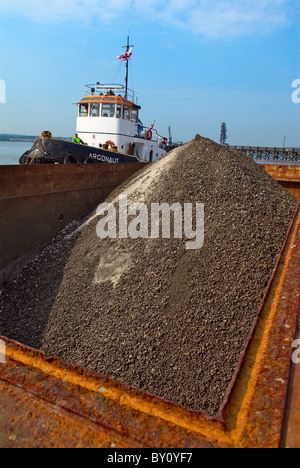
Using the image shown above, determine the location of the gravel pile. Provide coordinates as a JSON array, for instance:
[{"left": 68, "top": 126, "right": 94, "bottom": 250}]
[{"left": 0, "top": 136, "right": 297, "bottom": 416}]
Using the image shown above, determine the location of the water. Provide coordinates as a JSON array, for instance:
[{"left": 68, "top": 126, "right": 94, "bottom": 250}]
[{"left": 0, "top": 141, "right": 33, "bottom": 165}]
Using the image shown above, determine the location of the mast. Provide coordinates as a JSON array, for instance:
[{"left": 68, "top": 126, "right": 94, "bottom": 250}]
[{"left": 123, "top": 35, "right": 133, "bottom": 99}]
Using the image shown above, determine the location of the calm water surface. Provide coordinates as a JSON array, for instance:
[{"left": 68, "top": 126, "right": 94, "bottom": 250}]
[{"left": 0, "top": 141, "right": 33, "bottom": 165}]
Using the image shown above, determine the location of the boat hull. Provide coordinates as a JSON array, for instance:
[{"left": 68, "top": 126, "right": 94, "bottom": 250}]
[{"left": 19, "top": 137, "right": 145, "bottom": 165}]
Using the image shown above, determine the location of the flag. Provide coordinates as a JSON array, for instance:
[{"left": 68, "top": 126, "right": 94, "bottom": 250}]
[{"left": 117, "top": 48, "right": 133, "bottom": 61}]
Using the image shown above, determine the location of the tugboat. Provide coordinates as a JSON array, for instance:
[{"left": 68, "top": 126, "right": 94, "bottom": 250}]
[{"left": 19, "top": 37, "right": 167, "bottom": 165}]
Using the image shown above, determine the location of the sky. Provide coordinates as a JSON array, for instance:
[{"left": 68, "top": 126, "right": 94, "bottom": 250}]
[{"left": 0, "top": 0, "right": 299, "bottom": 146}]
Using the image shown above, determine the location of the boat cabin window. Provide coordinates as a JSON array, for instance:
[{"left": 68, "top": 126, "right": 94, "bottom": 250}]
[
  {"left": 102, "top": 103, "right": 115, "bottom": 118},
  {"left": 131, "top": 108, "right": 138, "bottom": 123},
  {"left": 116, "top": 104, "right": 122, "bottom": 119},
  {"left": 123, "top": 105, "right": 130, "bottom": 121},
  {"left": 79, "top": 104, "right": 89, "bottom": 117},
  {"left": 90, "top": 103, "right": 100, "bottom": 117}
]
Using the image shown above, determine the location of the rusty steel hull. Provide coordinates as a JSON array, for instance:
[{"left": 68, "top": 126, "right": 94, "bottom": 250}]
[
  {"left": 260, "top": 164, "right": 300, "bottom": 201},
  {"left": 0, "top": 200, "right": 300, "bottom": 448}
]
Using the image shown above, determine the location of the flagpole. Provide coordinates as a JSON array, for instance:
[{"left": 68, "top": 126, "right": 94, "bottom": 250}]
[{"left": 123, "top": 35, "right": 133, "bottom": 100}]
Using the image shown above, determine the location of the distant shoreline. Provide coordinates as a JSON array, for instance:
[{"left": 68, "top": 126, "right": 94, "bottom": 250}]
[
  {"left": 2, "top": 139, "right": 36, "bottom": 142},
  {"left": 0, "top": 134, "right": 37, "bottom": 142},
  {"left": 0, "top": 134, "right": 70, "bottom": 142}
]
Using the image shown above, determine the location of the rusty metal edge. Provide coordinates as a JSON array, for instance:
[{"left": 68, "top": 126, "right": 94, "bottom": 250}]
[
  {"left": 0, "top": 335, "right": 230, "bottom": 446},
  {"left": 280, "top": 297, "right": 300, "bottom": 447},
  {"left": 0, "top": 361, "right": 216, "bottom": 448},
  {"left": 0, "top": 334, "right": 218, "bottom": 420}
]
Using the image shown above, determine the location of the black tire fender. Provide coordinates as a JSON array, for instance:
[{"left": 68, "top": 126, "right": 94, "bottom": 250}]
[{"left": 64, "top": 154, "right": 81, "bottom": 164}]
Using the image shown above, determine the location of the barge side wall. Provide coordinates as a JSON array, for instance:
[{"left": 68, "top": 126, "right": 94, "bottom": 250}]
[
  {"left": 0, "top": 163, "right": 144, "bottom": 288},
  {"left": 261, "top": 164, "right": 300, "bottom": 201}
]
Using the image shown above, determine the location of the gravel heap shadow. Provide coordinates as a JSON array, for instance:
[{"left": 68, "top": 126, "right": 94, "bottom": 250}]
[{"left": 1, "top": 137, "right": 298, "bottom": 416}]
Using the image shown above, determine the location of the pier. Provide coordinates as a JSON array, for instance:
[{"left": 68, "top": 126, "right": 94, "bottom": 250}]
[{"left": 230, "top": 146, "right": 300, "bottom": 161}]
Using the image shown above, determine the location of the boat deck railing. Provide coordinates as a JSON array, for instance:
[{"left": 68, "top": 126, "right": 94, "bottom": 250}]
[{"left": 84, "top": 83, "right": 135, "bottom": 102}]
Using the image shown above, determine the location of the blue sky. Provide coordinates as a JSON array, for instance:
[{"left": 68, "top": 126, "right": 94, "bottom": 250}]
[{"left": 0, "top": 0, "right": 299, "bottom": 146}]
